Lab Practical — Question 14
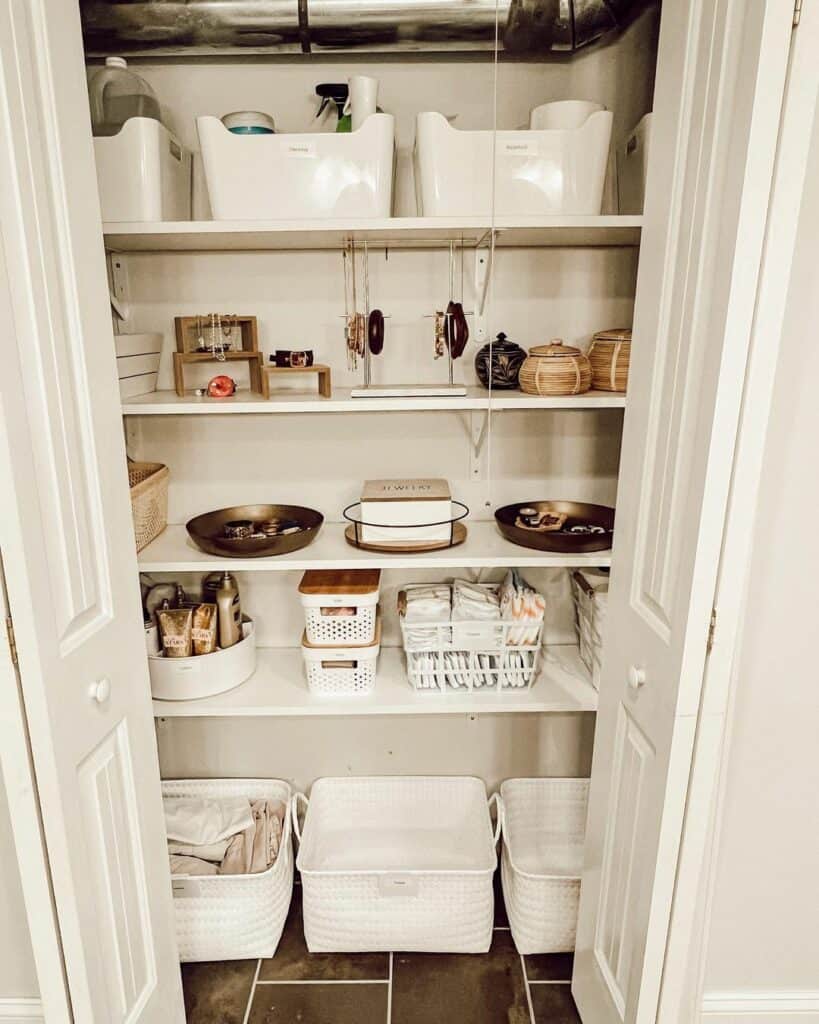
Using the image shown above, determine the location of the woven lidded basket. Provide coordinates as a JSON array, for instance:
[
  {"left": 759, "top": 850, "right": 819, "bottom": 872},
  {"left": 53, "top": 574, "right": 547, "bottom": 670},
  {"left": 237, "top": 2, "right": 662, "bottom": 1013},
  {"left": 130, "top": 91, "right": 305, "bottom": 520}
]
[
  {"left": 128, "top": 461, "right": 169, "bottom": 552},
  {"left": 587, "top": 328, "right": 631, "bottom": 392},
  {"left": 518, "top": 340, "right": 592, "bottom": 396}
]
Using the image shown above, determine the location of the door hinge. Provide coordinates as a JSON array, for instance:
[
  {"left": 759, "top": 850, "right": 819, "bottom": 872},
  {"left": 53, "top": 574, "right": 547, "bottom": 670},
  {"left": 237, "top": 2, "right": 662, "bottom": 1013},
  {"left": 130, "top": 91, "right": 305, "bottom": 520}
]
[
  {"left": 5, "top": 614, "right": 18, "bottom": 667},
  {"left": 706, "top": 608, "right": 717, "bottom": 655},
  {"left": 794, "top": 0, "right": 802, "bottom": 27}
]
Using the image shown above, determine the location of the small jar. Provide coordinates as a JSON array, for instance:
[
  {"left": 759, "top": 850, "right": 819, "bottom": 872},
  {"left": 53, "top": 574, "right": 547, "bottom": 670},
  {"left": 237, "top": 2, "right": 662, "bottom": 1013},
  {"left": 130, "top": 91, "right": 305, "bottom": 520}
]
[
  {"left": 518, "top": 339, "right": 592, "bottom": 396},
  {"left": 474, "top": 332, "right": 527, "bottom": 389}
]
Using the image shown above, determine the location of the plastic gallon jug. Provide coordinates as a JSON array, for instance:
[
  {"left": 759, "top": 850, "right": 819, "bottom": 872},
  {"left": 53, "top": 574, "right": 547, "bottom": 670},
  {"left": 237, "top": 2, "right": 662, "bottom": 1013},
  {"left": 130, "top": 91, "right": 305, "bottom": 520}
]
[{"left": 89, "top": 57, "right": 161, "bottom": 137}]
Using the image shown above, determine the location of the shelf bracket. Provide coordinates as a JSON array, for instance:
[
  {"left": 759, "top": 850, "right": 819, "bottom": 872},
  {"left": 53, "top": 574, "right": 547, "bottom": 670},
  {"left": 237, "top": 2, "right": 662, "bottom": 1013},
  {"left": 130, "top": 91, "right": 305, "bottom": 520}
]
[
  {"left": 473, "top": 236, "right": 494, "bottom": 345},
  {"left": 469, "top": 409, "right": 489, "bottom": 479}
]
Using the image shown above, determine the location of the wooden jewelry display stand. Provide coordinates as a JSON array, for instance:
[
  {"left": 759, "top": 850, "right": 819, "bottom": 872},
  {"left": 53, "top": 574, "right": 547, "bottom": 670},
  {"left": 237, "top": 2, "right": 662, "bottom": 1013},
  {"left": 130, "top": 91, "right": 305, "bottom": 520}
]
[{"left": 173, "top": 315, "right": 265, "bottom": 397}]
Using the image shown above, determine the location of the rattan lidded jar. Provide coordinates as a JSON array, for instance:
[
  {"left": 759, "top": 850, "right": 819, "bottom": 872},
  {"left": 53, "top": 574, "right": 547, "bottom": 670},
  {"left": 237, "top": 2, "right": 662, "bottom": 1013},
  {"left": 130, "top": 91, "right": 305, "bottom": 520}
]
[
  {"left": 518, "top": 339, "right": 592, "bottom": 396},
  {"left": 587, "top": 328, "right": 631, "bottom": 392}
]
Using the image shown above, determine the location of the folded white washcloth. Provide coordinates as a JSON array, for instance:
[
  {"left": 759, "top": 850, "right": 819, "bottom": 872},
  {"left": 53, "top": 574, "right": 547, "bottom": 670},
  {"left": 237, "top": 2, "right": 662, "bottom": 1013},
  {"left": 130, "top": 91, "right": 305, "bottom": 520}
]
[{"left": 164, "top": 796, "right": 254, "bottom": 846}]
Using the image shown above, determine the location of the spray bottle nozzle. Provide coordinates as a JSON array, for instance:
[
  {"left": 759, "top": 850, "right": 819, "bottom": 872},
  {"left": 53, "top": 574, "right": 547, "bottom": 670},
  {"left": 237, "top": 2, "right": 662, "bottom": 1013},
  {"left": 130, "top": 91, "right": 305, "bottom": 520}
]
[{"left": 315, "top": 82, "right": 349, "bottom": 119}]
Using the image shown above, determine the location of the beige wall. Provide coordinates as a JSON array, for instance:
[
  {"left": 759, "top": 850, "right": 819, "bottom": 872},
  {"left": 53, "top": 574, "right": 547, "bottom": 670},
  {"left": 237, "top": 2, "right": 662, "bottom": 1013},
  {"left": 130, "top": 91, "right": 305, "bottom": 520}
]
[
  {"left": 702, "top": 88, "right": 819, "bottom": 1005},
  {"left": 0, "top": 774, "right": 39, "bottom": 999}
]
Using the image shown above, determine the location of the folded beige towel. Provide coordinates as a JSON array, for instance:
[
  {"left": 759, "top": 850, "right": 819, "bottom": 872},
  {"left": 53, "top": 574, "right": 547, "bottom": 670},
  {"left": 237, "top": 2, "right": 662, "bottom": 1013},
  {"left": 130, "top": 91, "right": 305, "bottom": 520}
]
[
  {"left": 169, "top": 854, "right": 219, "bottom": 876},
  {"left": 218, "top": 799, "right": 287, "bottom": 875},
  {"left": 167, "top": 838, "right": 230, "bottom": 863}
]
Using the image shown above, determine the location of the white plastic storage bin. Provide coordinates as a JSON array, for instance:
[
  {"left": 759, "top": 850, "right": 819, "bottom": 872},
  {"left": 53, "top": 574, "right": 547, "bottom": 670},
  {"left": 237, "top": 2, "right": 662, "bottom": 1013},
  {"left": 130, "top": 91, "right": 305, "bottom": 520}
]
[
  {"left": 414, "top": 103, "right": 613, "bottom": 217},
  {"left": 400, "top": 583, "right": 544, "bottom": 694},
  {"left": 116, "top": 333, "right": 162, "bottom": 400},
  {"left": 293, "top": 776, "right": 500, "bottom": 953},
  {"left": 163, "top": 777, "right": 293, "bottom": 962},
  {"left": 301, "top": 616, "right": 381, "bottom": 696},
  {"left": 298, "top": 569, "right": 380, "bottom": 646},
  {"left": 197, "top": 114, "right": 395, "bottom": 219},
  {"left": 149, "top": 619, "right": 256, "bottom": 701},
  {"left": 500, "top": 778, "right": 589, "bottom": 954},
  {"left": 94, "top": 117, "right": 191, "bottom": 222}
]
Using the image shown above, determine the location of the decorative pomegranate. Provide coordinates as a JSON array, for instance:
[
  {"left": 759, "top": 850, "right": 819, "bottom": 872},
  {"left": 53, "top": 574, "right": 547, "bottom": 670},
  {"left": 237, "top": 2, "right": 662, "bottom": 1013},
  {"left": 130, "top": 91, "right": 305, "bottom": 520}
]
[{"left": 207, "top": 374, "right": 236, "bottom": 398}]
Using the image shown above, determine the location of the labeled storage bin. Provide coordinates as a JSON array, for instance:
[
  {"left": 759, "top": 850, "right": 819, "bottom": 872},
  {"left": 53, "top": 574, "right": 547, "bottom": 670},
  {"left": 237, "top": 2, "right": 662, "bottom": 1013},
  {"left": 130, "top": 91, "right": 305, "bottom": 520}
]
[
  {"left": 198, "top": 114, "right": 395, "bottom": 219},
  {"left": 163, "top": 777, "right": 293, "bottom": 962},
  {"left": 500, "top": 778, "right": 589, "bottom": 954},
  {"left": 94, "top": 117, "right": 191, "bottom": 222},
  {"left": 301, "top": 616, "right": 381, "bottom": 696},
  {"left": 116, "top": 333, "right": 162, "bottom": 400},
  {"left": 414, "top": 104, "right": 613, "bottom": 217},
  {"left": 571, "top": 569, "right": 609, "bottom": 690},
  {"left": 400, "top": 583, "right": 544, "bottom": 694},
  {"left": 149, "top": 619, "right": 256, "bottom": 701},
  {"left": 293, "top": 776, "right": 500, "bottom": 953},
  {"left": 299, "top": 569, "right": 380, "bottom": 646},
  {"left": 128, "top": 460, "right": 168, "bottom": 552}
]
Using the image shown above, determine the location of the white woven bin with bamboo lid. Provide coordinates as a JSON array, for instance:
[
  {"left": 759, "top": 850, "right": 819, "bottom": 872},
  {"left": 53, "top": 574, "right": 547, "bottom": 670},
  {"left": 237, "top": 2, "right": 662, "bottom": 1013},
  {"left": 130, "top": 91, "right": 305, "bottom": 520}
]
[
  {"left": 587, "top": 328, "right": 631, "bottom": 393},
  {"left": 518, "top": 339, "right": 592, "bottom": 396}
]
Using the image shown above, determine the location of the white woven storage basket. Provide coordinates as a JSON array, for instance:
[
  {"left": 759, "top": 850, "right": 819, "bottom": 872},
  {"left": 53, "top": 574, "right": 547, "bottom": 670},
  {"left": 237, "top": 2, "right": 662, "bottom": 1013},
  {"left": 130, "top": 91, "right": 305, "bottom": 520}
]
[
  {"left": 162, "top": 778, "right": 293, "bottom": 962},
  {"left": 296, "top": 569, "right": 380, "bottom": 638},
  {"left": 293, "top": 776, "right": 500, "bottom": 953},
  {"left": 301, "top": 617, "right": 381, "bottom": 696},
  {"left": 500, "top": 777, "right": 589, "bottom": 954}
]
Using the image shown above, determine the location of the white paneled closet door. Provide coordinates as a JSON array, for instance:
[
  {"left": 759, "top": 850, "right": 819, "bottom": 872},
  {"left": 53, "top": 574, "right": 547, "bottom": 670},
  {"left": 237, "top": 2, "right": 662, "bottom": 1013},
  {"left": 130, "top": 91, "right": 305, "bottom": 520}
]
[
  {"left": 572, "top": 1, "right": 796, "bottom": 1023},
  {"left": 0, "top": 1, "right": 184, "bottom": 1022}
]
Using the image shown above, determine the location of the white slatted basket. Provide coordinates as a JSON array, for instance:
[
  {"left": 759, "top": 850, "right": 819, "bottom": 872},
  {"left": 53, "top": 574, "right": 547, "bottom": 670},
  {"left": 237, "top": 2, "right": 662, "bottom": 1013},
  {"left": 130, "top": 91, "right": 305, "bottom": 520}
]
[
  {"left": 162, "top": 778, "right": 293, "bottom": 962},
  {"left": 293, "top": 776, "right": 501, "bottom": 953},
  {"left": 500, "top": 777, "right": 589, "bottom": 954},
  {"left": 301, "top": 616, "right": 381, "bottom": 696}
]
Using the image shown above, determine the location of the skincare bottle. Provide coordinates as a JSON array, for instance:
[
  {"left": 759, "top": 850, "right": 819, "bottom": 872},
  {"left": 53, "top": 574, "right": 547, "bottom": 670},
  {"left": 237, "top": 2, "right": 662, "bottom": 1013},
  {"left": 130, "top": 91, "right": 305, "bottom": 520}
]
[{"left": 216, "top": 572, "right": 242, "bottom": 648}]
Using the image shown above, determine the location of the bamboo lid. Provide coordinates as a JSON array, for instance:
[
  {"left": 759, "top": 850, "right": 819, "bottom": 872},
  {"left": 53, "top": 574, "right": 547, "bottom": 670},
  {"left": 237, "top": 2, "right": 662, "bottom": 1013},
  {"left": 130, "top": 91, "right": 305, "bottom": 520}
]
[
  {"left": 592, "top": 328, "right": 632, "bottom": 343},
  {"left": 299, "top": 569, "right": 381, "bottom": 595},
  {"left": 529, "top": 338, "right": 583, "bottom": 358}
]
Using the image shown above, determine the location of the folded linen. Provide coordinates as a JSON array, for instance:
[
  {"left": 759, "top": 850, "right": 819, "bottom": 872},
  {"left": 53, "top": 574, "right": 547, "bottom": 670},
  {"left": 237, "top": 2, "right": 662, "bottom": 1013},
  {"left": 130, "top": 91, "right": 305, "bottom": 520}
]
[
  {"left": 164, "top": 796, "right": 254, "bottom": 845},
  {"left": 402, "top": 584, "right": 452, "bottom": 647},
  {"left": 218, "top": 799, "right": 286, "bottom": 876},
  {"left": 169, "top": 854, "right": 219, "bottom": 876},
  {"left": 167, "top": 838, "right": 230, "bottom": 862}
]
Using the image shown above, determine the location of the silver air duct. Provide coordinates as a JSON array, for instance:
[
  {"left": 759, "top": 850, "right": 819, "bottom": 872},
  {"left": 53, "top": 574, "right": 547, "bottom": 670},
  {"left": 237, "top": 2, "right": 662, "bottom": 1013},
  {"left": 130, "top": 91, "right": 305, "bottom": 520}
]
[{"left": 80, "top": 0, "right": 646, "bottom": 57}]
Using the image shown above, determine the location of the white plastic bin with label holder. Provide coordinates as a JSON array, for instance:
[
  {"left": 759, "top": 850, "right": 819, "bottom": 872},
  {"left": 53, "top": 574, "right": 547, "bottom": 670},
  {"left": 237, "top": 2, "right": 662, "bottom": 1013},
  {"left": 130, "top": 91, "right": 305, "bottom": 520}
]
[
  {"left": 198, "top": 113, "right": 395, "bottom": 219},
  {"left": 414, "top": 101, "right": 613, "bottom": 217}
]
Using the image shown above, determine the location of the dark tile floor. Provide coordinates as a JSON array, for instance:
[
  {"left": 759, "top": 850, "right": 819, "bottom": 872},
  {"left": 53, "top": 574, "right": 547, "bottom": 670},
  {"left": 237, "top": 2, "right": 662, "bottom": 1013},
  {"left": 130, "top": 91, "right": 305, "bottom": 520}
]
[{"left": 181, "top": 874, "right": 581, "bottom": 1024}]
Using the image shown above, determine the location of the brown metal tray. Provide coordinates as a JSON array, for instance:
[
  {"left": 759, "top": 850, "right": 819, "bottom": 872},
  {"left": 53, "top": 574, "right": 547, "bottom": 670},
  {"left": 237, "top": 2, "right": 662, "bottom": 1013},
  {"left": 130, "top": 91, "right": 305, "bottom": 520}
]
[
  {"left": 494, "top": 501, "right": 614, "bottom": 553},
  {"left": 186, "top": 504, "right": 323, "bottom": 558}
]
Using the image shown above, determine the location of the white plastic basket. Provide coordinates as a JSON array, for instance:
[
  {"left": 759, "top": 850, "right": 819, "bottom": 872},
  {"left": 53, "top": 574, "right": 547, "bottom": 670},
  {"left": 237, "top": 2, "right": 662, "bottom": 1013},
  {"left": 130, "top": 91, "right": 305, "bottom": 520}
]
[
  {"left": 500, "top": 778, "right": 589, "bottom": 954},
  {"left": 293, "top": 776, "right": 501, "bottom": 953},
  {"left": 299, "top": 583, "right": 380, "bottom": 646},
  {"left": 162, "top": 778, "right": 293, "bottom": 962},
  {"left": 301, "top": 616, "right": 381, "bottom": 696},
  {"left": 400, "top": 583, "right": 544, "bottom": 694}
]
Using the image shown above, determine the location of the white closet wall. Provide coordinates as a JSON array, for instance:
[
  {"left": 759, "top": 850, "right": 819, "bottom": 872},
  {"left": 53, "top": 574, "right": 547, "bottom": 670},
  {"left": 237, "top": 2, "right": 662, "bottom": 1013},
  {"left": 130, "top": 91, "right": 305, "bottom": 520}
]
[{"left": 0, "top": 777, "right": 39, "bottom": 1001}]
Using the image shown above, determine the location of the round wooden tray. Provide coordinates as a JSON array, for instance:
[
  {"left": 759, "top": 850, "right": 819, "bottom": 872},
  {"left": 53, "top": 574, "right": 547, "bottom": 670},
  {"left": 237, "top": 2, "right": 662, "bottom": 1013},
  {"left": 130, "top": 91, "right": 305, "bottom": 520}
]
[{"left": 344, "top": 522, "right": 467, "bottom": 554}]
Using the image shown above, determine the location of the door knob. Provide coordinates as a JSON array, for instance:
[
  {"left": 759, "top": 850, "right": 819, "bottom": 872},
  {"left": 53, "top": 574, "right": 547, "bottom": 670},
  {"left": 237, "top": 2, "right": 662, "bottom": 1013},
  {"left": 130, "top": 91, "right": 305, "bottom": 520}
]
[
  {"left": 88, "top": 677, "right": 111, "bottom": 704},
  {"left": 627, "top": 665, "right": 646, "bottom": 691}
]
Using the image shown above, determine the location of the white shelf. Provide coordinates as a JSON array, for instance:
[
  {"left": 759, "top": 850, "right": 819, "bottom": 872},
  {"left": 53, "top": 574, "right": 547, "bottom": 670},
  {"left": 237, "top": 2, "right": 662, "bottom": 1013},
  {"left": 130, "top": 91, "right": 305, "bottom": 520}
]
[
  {"left": 122, "top": 386, "right": 627, "bottom": 416},
  {"left": 152, "top": 644, "right": 598, "bottom": 718},
  {"left": 103, "top": 216, "right": 642, "bottom": 254},
  {"left": 138, "top": 521, "right": 612, "bottom": 573}
]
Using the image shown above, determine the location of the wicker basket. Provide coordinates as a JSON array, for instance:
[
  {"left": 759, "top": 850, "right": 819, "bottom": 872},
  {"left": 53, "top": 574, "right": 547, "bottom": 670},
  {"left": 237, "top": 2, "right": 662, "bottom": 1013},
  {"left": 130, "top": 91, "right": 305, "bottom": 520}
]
[
  {"left": 293, "top": 776, "right": 500, "bottom": 953},
  {"left": 587, "top": 329, "right": 631, "bottom": 392},
  {"left": 128, "top": 461, "right": 168, "bottom": 552},
  {"left": 163, "top": 777, "right": 294, "bottom": 962},
  {"left": 518, "top": 339, "right": 592, "bottom": 396},
  {"left": 500, "top": 777, "right": 589, "bottom": 954}
]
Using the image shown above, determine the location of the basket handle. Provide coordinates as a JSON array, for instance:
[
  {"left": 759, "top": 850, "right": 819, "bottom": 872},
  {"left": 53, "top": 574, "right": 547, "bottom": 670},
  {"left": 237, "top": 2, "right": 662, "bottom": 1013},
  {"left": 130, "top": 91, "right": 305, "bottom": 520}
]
[
  {"left": 488, "top": 793, "right": 503, "bottom": 845},
  {"left": 290, "top": 792, "right": 309, "bottom": 844}
]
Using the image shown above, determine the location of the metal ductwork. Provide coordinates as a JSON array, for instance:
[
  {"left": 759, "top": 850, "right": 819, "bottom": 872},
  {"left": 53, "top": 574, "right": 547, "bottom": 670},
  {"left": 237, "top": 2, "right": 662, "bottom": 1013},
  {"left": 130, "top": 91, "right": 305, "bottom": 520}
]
[{"left": 80, "top": 0, "right": 647, "bottom": 57}]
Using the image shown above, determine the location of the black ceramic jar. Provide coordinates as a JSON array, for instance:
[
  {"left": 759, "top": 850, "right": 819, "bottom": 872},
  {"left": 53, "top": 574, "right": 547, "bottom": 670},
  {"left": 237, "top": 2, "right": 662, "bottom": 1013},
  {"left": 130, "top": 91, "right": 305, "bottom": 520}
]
[{"left": 474, "top": 332, "right": 527, "bottom": 389}]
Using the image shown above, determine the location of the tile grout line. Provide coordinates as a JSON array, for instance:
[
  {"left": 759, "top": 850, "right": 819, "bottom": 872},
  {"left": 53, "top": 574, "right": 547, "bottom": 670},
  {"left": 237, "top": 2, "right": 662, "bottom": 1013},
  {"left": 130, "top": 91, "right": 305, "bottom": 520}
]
[
  {"left": 255, "top": 978, "right": 390, "bottom": 986},
  {"left": 520, "top": 954, "right": 537, "bottom": 1024},
  {"left": 387, "top": 951, "right": 393, "bottom": 1024},
  {"left": 528, "top": 979, "right": 572, "bottom": 985},
  {"left": 241, "top": 959, "right": 262, "bottom": 1024}
]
